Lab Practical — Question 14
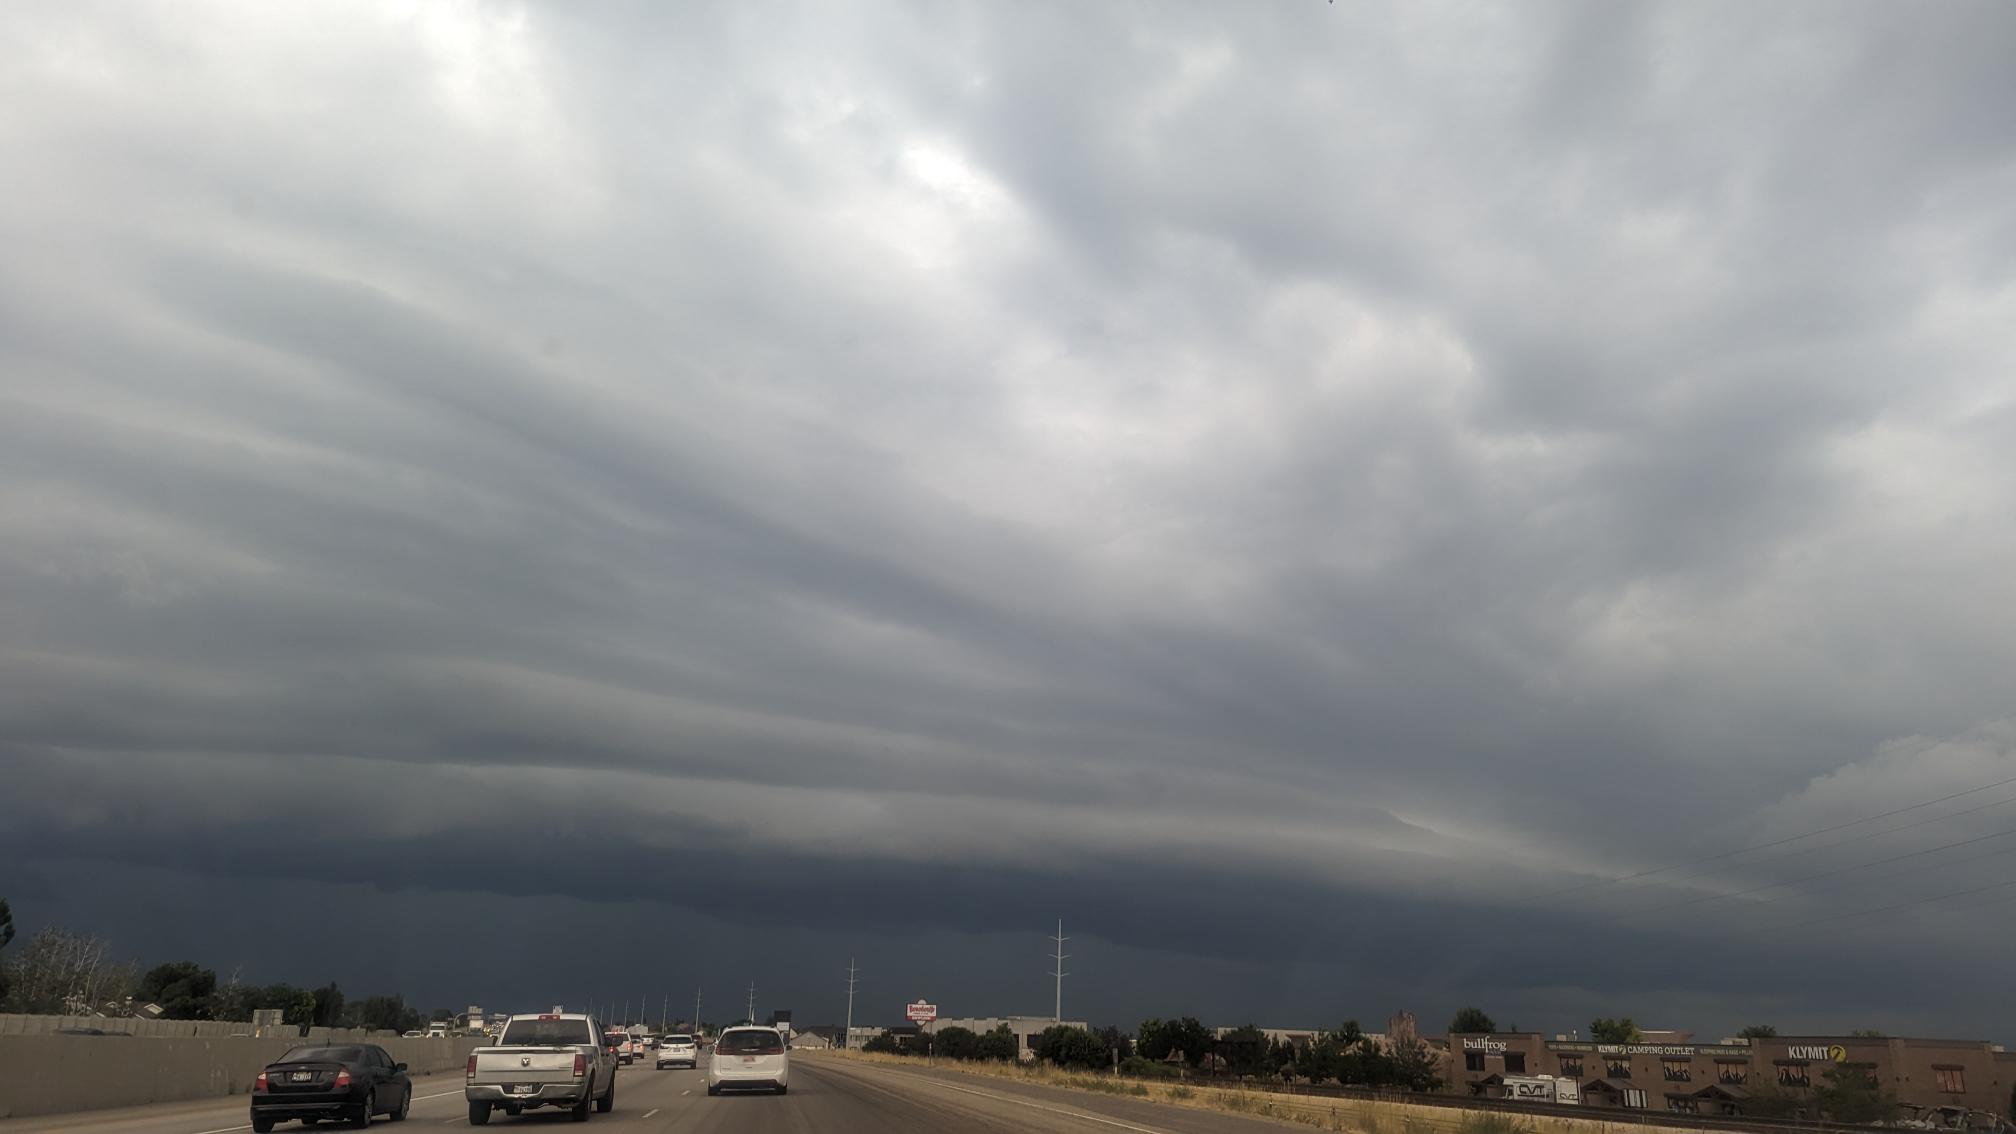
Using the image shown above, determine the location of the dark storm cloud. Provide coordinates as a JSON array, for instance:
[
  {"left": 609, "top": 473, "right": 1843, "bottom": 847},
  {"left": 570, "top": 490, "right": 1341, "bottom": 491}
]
[{"left": 4, "top": 0, "right": 2016, "bottom": 1037}]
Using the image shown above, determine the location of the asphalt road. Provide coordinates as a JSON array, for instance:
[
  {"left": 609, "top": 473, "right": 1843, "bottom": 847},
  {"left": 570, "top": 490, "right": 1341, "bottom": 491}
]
[{"left": 0, "top": 1055, "right": 1307, "bottom": 1134}]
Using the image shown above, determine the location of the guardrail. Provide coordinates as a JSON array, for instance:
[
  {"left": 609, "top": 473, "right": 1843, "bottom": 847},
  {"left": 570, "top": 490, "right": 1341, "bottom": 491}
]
[{"left": 1170, "top": 1074, "right": 1909, "bottom": 1134}]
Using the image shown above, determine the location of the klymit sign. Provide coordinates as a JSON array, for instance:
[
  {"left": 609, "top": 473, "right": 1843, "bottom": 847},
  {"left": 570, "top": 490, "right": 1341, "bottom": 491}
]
[
  {"left": 1462, "top": 1037, "right": 1509, "bottom": 1053},
  {"left": 1786, "top": 1044, "right": 1849, "bottom": 1063}
]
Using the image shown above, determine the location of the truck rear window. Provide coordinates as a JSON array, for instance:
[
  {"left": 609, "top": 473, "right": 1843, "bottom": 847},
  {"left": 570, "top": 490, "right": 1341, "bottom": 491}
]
[{"left": 500, "top": 1020, "right": 593, "bottom": 1046}]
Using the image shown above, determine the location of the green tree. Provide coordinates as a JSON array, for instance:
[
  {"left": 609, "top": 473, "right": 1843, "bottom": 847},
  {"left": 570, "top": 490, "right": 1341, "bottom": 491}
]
[
  {"left": 1165, "top": 1016, "right": 1211, "bottom": 1067},
  {"left": 934, "top": 1026, "right": 982, "bottom": 1060},
  {"left": 861, "top": 1030, "right": 900, "bottom": 1054},
  {"left": 138, "top": 962, "right": 218, "bottom": 1020},
  {"left": 1382, "top": 1033, "right": 1444, "bottom": 1092},
  {"left": 0, "top": 898, "right": 13, "bottom": 1003},
  {"left": 1738, "top": 1024, "right": 1778, "bottom": 1039},
  {"left": 979, "top": 1024, "right": 1019, "bottom": 1062},
  {"left": 352, "top": 994, "right": 422, "bottom": 1033},
  {"left": 311, "top": 982, "right": 345, "bottom": 1028},
  {"left": 1448, "top": 1007, "right": 1498, "bottom": 1034},
  {"left": 1814, "top": 1064, "right": 1898, "bottom": 1124},
  {"left": 1589, "top": 1017, "right": 1642, "bottom": 1043},
  {"left": 1136, "top": 1018, "right": 1171, "bottom": 1061},
  {"left": 432, "top": 1007, "right": 455, "bottom": 1023},
  {"left": 1032, "top": 1025, "right": 1107, "bottom": 1069},
  {"left": 1218, "top": 1025, "right": 1272, "bottom": 1077}
]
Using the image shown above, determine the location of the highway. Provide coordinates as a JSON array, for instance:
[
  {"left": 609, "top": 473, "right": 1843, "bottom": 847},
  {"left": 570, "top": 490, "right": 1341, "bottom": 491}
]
[{"left": 0, "top": 1055, "right": 1304, "bottom": 1134}]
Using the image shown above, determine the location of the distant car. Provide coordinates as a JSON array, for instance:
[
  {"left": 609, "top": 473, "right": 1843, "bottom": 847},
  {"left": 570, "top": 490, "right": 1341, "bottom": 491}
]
[
  {"left": 706, "top": 1026, "right": 789, "bottom": 1095},
  {"left": 251, "top": 1044, "right": 411, "bottom": 1131},
  {"left": 657, "top": 1034, "right": 699, "bottom": 1069},
  {"left": 604, "top": 1031, "right": 634, "bottom": 1065},
  {"left": 401, "top": 1030, "right": 424, "bottom": 1039}
]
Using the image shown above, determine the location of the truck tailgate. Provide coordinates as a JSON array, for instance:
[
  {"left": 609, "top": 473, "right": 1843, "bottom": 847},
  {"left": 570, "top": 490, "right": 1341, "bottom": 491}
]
[{"left": 472, "top": 1047, "right": 581, "bottom": 1084}]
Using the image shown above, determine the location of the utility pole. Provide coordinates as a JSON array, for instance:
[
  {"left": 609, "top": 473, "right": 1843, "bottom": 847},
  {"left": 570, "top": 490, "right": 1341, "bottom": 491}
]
[
  {"left": 1049, "top": 919, "right": 1070, "bottom": 1023},
  {"left": 746, "top": 982, "right": 756, "bottom": 1025},
  {"left": 660, "top": 994, "right": 668, "bottom": 1034},
  {"left": 843, "top": 958, "right": 859, "bottom": 1051},
  {"left": 694, "top": 988, "right": 703, "bottom": 1035},
  {"left": 622, "top": 998, "right": 630, "bottom": 1027}
]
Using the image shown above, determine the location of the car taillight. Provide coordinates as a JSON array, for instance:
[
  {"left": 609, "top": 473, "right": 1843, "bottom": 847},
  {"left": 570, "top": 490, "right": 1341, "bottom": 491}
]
[
  {"left": 333, "top": 1069, "right": 352, "bottom": 1089},
  {"left": 254, "top": 1072, "right": 268, "bottom": 1093},
  {"left": 467, "top": 1054, "right": 478, "bottom": 1079},
  {"left": 573, "top": 1053, "right": 587, "bottom": 1078}
]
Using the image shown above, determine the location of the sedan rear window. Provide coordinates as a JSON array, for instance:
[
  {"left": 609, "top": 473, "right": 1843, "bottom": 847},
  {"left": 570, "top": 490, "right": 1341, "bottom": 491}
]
[
  {"left": 716, "top": 1030, "right": 784, "bottom": 1054},
  {"left": 278, "top": 1046, "right": 361, "bottom": 1064},
  {"left": 499, "top": 1019, "right": 594, "bottom": 1046}
]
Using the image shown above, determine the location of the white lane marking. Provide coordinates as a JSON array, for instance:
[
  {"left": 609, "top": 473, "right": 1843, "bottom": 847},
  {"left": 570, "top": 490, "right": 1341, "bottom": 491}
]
[
  {"left": 643, "top": 1108, "right": 660, "bottom": 1118},
  {"left": 190, "top": 1126, "right": 250, "bottom": 1134},
  {"left": 681, "top": 1089, "right": 691, "bottom": 1095},
  {"left": 851, "top": 1068, "right": 1172, "bottom": 1134}
]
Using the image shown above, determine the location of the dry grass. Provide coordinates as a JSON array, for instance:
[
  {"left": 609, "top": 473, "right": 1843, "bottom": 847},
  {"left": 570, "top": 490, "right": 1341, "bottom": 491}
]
[{"left": 811, "top": 1050, "right": 1695, "bottom": 1134}]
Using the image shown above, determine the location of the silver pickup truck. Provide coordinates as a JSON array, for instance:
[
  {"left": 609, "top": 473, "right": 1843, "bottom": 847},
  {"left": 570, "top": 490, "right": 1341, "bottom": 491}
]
[{"left": 465, "top": 1012, "right": 617, "bottom": 1124}]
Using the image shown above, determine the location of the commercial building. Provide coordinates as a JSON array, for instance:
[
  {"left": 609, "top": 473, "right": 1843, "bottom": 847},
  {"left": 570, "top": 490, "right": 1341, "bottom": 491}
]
[
  {"left": 1447, "top": 1032, "right": 2016, "bottom": 1120},
  {"left": 925, "top": 1016, "right": 1089, "bottom": 1060}
]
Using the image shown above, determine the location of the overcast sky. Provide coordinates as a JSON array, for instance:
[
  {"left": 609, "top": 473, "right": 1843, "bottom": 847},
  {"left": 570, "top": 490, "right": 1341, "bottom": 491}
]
[{"left": 4, "top": 0, "right": 2016, "bottom": 1039}]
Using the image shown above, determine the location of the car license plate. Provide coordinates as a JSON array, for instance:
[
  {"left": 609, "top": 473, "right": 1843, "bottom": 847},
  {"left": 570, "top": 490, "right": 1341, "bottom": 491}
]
[
  {"left": 291, "top": 1072, "right": 312, "bottom": 1081},
  {"left": 742, "top": 1056, "right": 758, "bottom": 1063},
  {"left": 511, "top": 1084, "right": 537, "bottom": 1094}
]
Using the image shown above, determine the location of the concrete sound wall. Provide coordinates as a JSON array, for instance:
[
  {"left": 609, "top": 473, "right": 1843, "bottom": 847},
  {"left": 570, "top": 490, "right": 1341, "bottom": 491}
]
[
  {"left": 0, "top": 1033, "right": 483, "bottom": 1119},
  {"left": 0, "top": 1013, "right": 401, "bottom": 1040}
]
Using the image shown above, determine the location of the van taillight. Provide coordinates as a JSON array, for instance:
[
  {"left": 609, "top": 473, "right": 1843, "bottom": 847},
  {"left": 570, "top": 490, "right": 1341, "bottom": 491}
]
[
  {"left": 466, "top": 1055, "right": 478, "bottom": 1079},
  {"left": 573, "top": 1053, "right": 587, "bottom": 1078}
]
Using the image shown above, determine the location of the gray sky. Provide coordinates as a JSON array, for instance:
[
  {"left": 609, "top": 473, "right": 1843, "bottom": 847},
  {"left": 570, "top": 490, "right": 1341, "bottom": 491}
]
[{"left": 4, "top": 0, "right": 2016, "bottom": 1038}]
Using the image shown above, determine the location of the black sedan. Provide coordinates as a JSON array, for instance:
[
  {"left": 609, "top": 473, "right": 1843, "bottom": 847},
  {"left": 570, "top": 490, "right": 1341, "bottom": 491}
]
[{"left": 251, "top": 1044, "right": 412, "bottom": 1130}]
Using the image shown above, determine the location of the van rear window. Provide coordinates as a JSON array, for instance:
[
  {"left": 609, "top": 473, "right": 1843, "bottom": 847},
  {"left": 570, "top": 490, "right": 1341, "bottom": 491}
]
[{"left": 717, "top": 1030, "right": 784, "bottom": 1054}]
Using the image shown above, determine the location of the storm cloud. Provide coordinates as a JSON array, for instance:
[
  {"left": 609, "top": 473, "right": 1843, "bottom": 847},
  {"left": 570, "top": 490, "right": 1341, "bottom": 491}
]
[{"left": 4, "top": 0, "right": 2016, "bottom": 1037}]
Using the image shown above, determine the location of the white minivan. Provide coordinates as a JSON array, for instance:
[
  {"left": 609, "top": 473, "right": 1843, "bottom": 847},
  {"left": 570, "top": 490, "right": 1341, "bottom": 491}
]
[{"left": 706, "top": 1026, "right": 789, "bottom": 1095}]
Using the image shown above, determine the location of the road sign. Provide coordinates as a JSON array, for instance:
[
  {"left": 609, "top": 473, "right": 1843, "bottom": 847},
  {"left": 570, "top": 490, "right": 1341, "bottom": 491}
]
[{"left": 905, "top": 1000, "right": 938, "bottom": 1024}]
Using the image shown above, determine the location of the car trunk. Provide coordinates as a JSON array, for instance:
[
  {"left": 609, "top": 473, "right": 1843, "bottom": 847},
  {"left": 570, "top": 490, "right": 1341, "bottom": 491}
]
[{"left": 265, "top": 1061, "right": 346, "bottom": 1094}]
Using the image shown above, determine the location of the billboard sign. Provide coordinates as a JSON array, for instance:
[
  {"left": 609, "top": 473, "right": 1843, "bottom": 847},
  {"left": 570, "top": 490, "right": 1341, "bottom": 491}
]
[{"left": 905, "top": 1000, "right": 938, "bottom": 1024}]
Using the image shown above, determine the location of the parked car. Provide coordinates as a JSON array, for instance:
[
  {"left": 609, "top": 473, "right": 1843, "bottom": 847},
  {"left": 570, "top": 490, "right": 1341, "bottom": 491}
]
[
  {"left": 251, "top": 1044, "right": 411, "bottom": 1131},
  {"left": 706, "top": 1026, "right": 789, "bottom": 1095},
  {"left": 466, "top": 1012, "right": 616, "bottom": 1124},
  {"left": 656, "top": 1034, "right": 699, "bottom": 1069}
]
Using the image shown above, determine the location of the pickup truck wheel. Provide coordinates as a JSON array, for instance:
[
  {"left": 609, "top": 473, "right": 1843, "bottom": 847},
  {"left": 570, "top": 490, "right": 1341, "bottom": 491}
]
[
  {"left": 570, "top": 1086, "right": 591, "bottom": 1122},
  {"left": 597, "top": 1075, "right": 615, "bottom": 1113},
  {"left": 467, "top": 1101, "right": 491, "bottom": 1126},
  {"left": 252, "top": 1120, "right": 275, "bottom": 1134}
]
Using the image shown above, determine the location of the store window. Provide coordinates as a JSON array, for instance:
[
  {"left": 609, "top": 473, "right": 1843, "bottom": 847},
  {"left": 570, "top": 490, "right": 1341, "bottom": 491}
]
[
  {"left": 1623, "top": 1088, "right": 1649, "bottom": 1109},
  {"left": 1667, "top": 1096, "right": 1699, "bottom": 1113},
  {"left": 1559, "top": 1056, "right": 1584, "bottom": 1079},
  {"left": 1505, "top": 1052, "right": 1527, "bottom": 1074},
  {"left": 1776, "top": 1062, "right": 1810, "bottom": 1087},
  {"left": 1465, "top": 1052, "right": 1486, "bottom": 1072},
  {"left": 1606, "top": 1058, "right": 1632, "bottom": 1079},
  {"left": 1934, "top": 1067, "right": 1966, "bottom": 1094},
  {"left": 1716, "top": 1062, "right": 1747, "bottom": 1085},
  {"left": 1662, "top": 1058, "right": 1692, "bottom": 1082}
]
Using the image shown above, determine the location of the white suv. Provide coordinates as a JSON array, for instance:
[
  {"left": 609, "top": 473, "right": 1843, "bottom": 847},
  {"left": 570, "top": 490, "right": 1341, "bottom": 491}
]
[
  {"left": 706, "top": 1027, "right": 789, "bottom": 1095},
  {"left": 656, "top": 1034, "right": 699, "bottom": 1069}
]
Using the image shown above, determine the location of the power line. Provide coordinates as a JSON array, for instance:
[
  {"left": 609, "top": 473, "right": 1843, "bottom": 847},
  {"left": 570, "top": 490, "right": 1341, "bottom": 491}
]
[
  {"left": 843, "top": 959, "right": 859, "bottom": 1051},
  {"left": 1749, "top": 874, "right": 2016, "bottom": 938},
  {"left": 1521, "top": 772, "right": 2016, "bottom": 904},
  {"left": 1622, "top": 822, "right": 2016, "bottom": 918}
]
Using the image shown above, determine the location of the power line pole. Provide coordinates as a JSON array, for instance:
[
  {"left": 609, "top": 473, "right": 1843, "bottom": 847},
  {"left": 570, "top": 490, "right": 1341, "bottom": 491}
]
[
  {"left": 844, "top": 958, "right": 859, "bottom": 1050},
  {"left": 660, "top": 994, "right": 668, "bottom": 1034},
  {"left": 693, "top": 988, "right": 702, "bottom": 1035},
  {"left": 1049, "top": 919, "right": 1069, "bottom": 1023},
  {"left": 746, "top": 982, "right": 756, "bottom": 1025}
]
